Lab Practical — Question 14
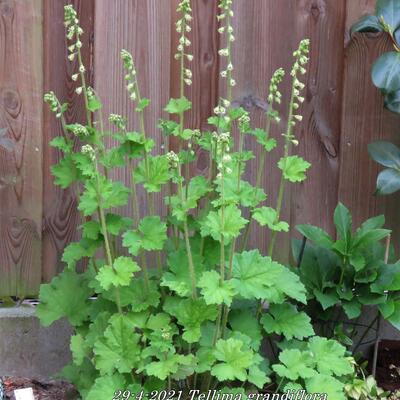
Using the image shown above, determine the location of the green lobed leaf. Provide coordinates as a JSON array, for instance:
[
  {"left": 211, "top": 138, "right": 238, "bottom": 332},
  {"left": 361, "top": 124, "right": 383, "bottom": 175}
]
[
  {"left": 94, "top": 314, "right": 141, "bottom": 374},
  {"left": 232, "top": 250, "right": 307, "bottom": 303},
  {"left": 37, "top": 269, "right": 92, "bottom": 327},
  {"left": 200, "top": 204, "right": 248, "bottom": 244},
  {"left": 306, "top": 374, "right": 346, "bottom": 400},
  {"left": 51, "top": 156, "right": 78, "bottom": 188},
  {"left": 273, "top": 348, "right": 315, "bottom": 381},
  {"left": 211, "top": 338, "right": 254, "bottom": 382},
  {"left": 134, "top": 155, "right": 170, "bottom": 192},
  {"left": 308, "top": 336, "right": 353, "bottom": 376},
  {"left": 123, "top": 216, "right": 167, "bottom": 255},
  {"left": 164, "top": 96, "right": 192, "bottom": 114},
  {"left": 86, "top": 374, "right": 126, "bottom": 400},
  {"left": 278, "top": 155, "right": 311, "bottom": 183},
  {"left": 96, "top": 256, "right": 140, "bottom": 290},
  {"left": 229, "top": 310, "right": 262, "bottom": 351},
  {"left": 253, "top": 207, "right": 289, "bottom": 232},
  {"left": 163, "top": 297, "right": 218, "bottom": 343},
  {"left": 136, "top": 98, "right": 150, "bottom": 112},
  {"left": 198, "top": 270, "right": 237, "bottom": 306},
  {"left": 161, "top": 248, "right": 205, "bottom": 297},
  {"left": 261, "top": 303, "right": 314, "bottom": 340}
]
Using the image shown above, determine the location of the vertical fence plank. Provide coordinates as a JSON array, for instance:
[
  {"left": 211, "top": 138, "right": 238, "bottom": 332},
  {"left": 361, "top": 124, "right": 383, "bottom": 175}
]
[
  {"left": 42, "top": 0, "right": 94, "bottom": 283},
  {"left": 0, "top": 0, "right": 43, "bottom": 296},
  {"left": 227, "top": 0, "right": 345, "bottom": 259},
  {"left": 339, "top": 33, "right": 400, "bottom": 241},
  {"left": 94, "top": 0, "right": 171, "bottom": 221},
  {"left": 288, "top": 0, "right": 346, "bottom": 238},
  {"left": 226, "top": 0, "right": 297, "bottom": 258},
  {"left": 169, "top": 0, "right": 220, "bottom": 179}
]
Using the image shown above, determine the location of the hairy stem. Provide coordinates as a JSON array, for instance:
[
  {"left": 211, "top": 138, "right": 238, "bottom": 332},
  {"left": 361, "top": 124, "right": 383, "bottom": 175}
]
[{"left": 178, "top": 166, "right": 197, "bottom": 299}]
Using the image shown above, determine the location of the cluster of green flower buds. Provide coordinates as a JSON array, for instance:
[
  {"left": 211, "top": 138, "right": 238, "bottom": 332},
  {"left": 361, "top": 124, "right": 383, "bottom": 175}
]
[
  {"left": 217, "top": 0, "right": 235, "bottom": 87},
  {"left": 109, "top": 114, "right": 127, "bottom": 130},
  {"left": 44, "top": 91, "right": 62, "bottom": 117},
  {"left": 69, "top": 123, "right": 89, "bottom": 137},
  {"left": 121, "top": 49, "right": 139, "bottom": 102},
  {"left": 290, "top": 39, "right": 310, "bottom": 127},
  {"left": 166, "top": 151, "right": 180, "bottom": 170},
  {"left": 238, "top": 111, "right": 250, "bottom": 133},
  {"left": 212, "top": 129, "right": 232, "bottom": 178},
  {"left": 81, "top": 144, "right": 96, "bottom": 161},
  {"left": 175, "top": 0, "right": 193, "bottom": 86},
  {"left": 64, "top": 5, "right": 83, "bottom": 60},
  {"left": 267, "top": 68, "right": 285, "bottom": 124}
]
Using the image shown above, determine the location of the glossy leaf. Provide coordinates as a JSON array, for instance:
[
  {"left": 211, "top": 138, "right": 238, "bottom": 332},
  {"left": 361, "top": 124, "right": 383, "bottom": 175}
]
[
  {"left": 368, "top": 140, "right": 400, "bottom": 168},
  {"left": 376, "top": 168, "right": 400, "bottom": 194}
]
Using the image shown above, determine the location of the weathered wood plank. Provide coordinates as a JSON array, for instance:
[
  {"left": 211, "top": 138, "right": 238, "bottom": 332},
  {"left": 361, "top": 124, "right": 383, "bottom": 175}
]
[
  {"left": 42, "top": 0, "right": 94, "bottom": 283},
  {"left": 94, "top": 0, "right": 171, "bottom": 223},
  {"left": 169, "top": 0, "right": 220, "bottom": 179},
  {"left": 339, "top": 32, "right": 400, "bottom": 241},
  {"left": 0, "top": 0, "right": 43, "bottom": 296},
  {"left": 228, "top": 0, "right": 345, "bottom": 259}
]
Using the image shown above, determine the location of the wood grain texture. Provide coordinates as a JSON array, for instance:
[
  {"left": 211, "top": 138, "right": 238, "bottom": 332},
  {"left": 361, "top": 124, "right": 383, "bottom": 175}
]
[
  {"left": 169, "top": 0, "right": 220, "bottom": 178},
  {"left": 288, "top": 0, "right": 346, "bottom": 238},
  {"left": 339, "top": 32, "right": 400, "bottom": 241},
  {"left": 94, "top": 0, "right": 171, "bottom": 228},
  {"left": 227, "top": 0, "right": 345, "bottom": 260},
  {"left": 0, "top": 0, "right": 43, "bottom": 296},
  {"left": 42, "top": 0, "right": 94, "bottom": 283},
  {"left": 345, "top": 0, "right": 376, "bottom": 45},
  {"left": 226, "top": 0, "right": 297, "bottom": 259}
]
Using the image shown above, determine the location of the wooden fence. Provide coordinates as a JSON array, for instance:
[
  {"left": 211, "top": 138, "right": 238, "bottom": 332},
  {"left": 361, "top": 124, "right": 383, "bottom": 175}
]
[{"left": 1, "top": 0, "right": 399, "bottom": 296}]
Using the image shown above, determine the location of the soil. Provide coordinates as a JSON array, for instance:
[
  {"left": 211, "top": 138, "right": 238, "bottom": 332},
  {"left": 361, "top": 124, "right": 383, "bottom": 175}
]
[
  {"left": 1, "top": 377, "right": 78, "bottom": 400},
  {"left": 375, "top": 340, "right": 400, "bottom": 392}
]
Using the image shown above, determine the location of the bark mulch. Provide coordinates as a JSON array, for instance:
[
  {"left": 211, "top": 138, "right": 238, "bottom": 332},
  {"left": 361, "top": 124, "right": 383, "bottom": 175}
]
[{"left": 1, "top": 377, "right": 78, "bottom": 400}]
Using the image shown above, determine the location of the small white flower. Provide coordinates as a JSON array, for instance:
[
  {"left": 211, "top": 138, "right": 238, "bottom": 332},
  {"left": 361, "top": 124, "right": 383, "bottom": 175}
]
[
  {"left": 294, "top": 115, "right": 303, "bottom": 121},
  {"left": 220, "top": 70, "right": 227, "bottom": 78},
  {"left": 71, "top": 74, "right": 79, "bottom": 81},
  {"left": 177, "top": 44, "right": 184, "bottom": 52},
  {"left": 130, "top": 92, "right": 137, "bottom": 101},
  {"left": 227, "top": 63, "right": 233, "bottom": 71},
  {"left": 222, "top": 99, "right": 230, "bottom": 108},
  {"left": 186, "top": 54, "right": 194, "bottom": 61},
  {"left": 226, "top": 167, "right": 232, "bottom": 174},
  {"left": 218, "top": 27, "right": 225, "bottom": 34},
  {"left": 79, "top": 65, "right": 85, "bottom": 73},
  {"left": 76, "top": 41, "right": 82, "bottom": 49},
  {"left": 68, "top": 53, "right": 75, "bottom": 61},
  {"left": 75, "top": 87, "right": 82, "bottom": 95},
  {"left": 229, "top": 35, "right": 235, "bottom": 42},
  {"left": 230, "top": 79, "right": 236, "bottom": 87},
  {"left": 297, "top": 96, "right": 305, "bottom": 103},
  {"left": 218, "top": 48, "right": 229, "bottom": 57},
  {"left": 214, "top": 106, "right": 226, "bottom": 115},
  {"left": 223, "top": 154, "right": 232, "bottom": 163},
  {"left": 184, "top": 79, "right": 192, "bottom": 86}
]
